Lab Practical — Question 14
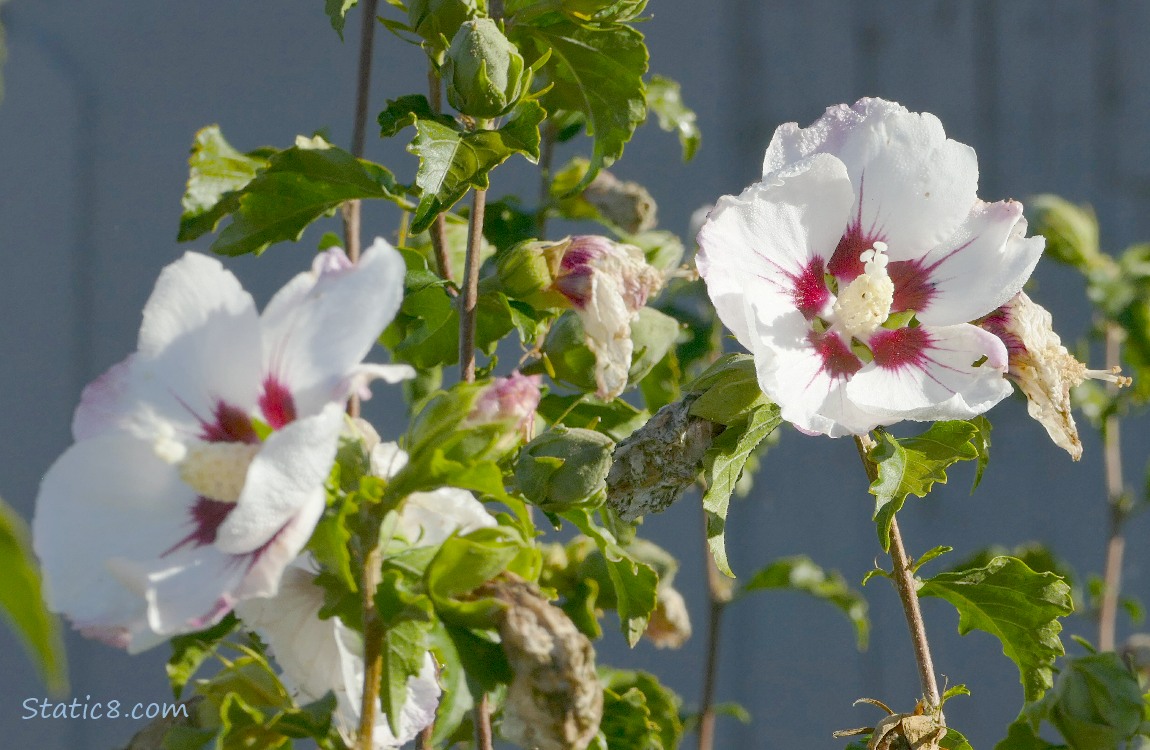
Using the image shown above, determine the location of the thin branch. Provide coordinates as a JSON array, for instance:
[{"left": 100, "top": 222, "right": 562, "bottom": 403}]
[
  {"left": 356, "top": 548, "right": 384, "bottom": 750},
  {"left": 1098, "top": 323, "right": 1126, "bottom": 652},
  {"left": 342, "top": 0, "right": 380, "bottom": 267},
  {"left": 697, "top": 530, "right": 731, "bottom": 750},
  {"left": 474, "top": 693, "right": 495, "bottom": 750},
  {"left": 417, "top": 724, "right": 434, "bottom": 750},
  {"left": 855, "top": 435, "right": 942, "bottom": 709},
  {"left": 460, "top": 182, "right": 487, "bottom": 383},
  {"left": 427, "top": 61, "right": 454, "bottom": 284}
]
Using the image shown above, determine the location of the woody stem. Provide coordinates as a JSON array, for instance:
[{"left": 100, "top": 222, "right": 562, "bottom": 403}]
[{"left": 855, "top": 435, "right": 942, "bottom": 709}]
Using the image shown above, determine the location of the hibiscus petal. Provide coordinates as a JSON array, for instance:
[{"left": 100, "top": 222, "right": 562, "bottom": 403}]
[
  {"left": 909, "top": 203, "right": 1045, "bottom": 326},
  {"left": 72, "top": 354, "right": 137, "bottom": 440},
  {"left": 847, "top": 324, "right": 1012, "bottom": 421},
  {"left": 134, "top": 253, "right": 263, "bottom": 425},
  {"left": 397, "top": 487, "right": 496, "bottom": 548},
  {"left": 746, "top": 303, "right": 881, "bottom": 437},
  {"left": 215, "top": 403, "right": 343, "bottom": 555},
  {"left": 260, "top": 239, "right": 406, "bottom": 417},
  {"left": 33, "top": 433, "right": 197, "bottom": 652},
  {"left": 764, "top": 98, "right": 979, "bottom": 262},
  {"left": 697, "top": 154, "right": 855, "bottom": 348}
]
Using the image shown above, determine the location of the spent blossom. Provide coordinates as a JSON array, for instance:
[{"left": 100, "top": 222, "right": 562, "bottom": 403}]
[
  {"left": 978, "top": 291, "right": 1131, "bottom": 460},
  {"left": 697, "top": 97, "right": 1045, "bottom": 436},
  {"left": 33, "top": 240, "right": 411, "bottom": 652}
]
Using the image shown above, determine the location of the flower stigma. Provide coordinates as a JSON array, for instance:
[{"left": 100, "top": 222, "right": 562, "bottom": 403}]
[{"left": 832, "top": 241, "right": 896, "bottom": 339}]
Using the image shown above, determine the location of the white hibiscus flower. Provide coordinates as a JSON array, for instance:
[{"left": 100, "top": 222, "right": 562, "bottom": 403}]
[
  {"left": 34, "top": 240, "right": 412, "bottom": 652},
  {"left": 697, "top": 97, "right": 1045, "bottom": 437}
]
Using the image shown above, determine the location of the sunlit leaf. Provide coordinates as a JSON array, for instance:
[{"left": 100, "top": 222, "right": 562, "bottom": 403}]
[
  {"left": 919, "top": 556, "right": 1073, "bottom": 703},
  {"left": 870, "top": 421, "right": 979, "bottom": 551}
]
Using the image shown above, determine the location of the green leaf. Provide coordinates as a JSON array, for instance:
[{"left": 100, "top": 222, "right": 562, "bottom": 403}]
[
  {"left": 512, "top": 19, "right": 647, "bottom": 189},
  {"left": 646, "top": 75, "right": 699, "bottom": 161},
  {"left": 426, "top": 528, "right": 523, "bottom": 627},
  {"left": 970, "top": 415, "right": 992, "bottom": 491},
  {"left": 994, "top": 718, "right": 1068, "bottom": 750},
  {"left": 373, "top": 572, "right": 435, "bottom": 738},
  {"left": 407, "top": 100, "right": 545, "bottom": 232},
  {"left": 919, "top": 556, "right": 1073, "bottom": 703},
  {"left": 599, "top": 669, "right": 683, "bottom": 750},
  {"left": 564, "top": 509, "right": 659, "bottom": 646},
  {"left": 740, "top": 555, "right": 869, "bottom": 649},
  {"left": 1044, "top": 652, "right": 1147, "bottom": 750},
  {"left": 324, "top": 0, "right": 359, "bottom": 38},
  {"left": 687, "top": 353, "right": 771, "bottom": 425},
  {"left": 912, "top": 545, "right": 954, "bottom": 574},
  {"left": 0, "top": 498, "right": 66, "bottom": 692},
  {"left": 870, "top": 421, "right": 980, "bottom": 551},
  {"left": 207, "top": 137, "right": 407, "bottom": 256},
  {"left": 378, "top": 94, "right": 458, "bottom": 138},
  {"left": 537, "top": 393, "right": 649, "bottom": 441},
  {"left": 178, "top": 125, "right": 269, "bottom": 242},
  {"left": 940, "top": 727, "right": 975, "bottom": 750},
  {"left": 166, "top": 613, "right": 240, "bottom": 699},
  {"left": 701, "top": 403, "right": 782, "bottom": 577}
]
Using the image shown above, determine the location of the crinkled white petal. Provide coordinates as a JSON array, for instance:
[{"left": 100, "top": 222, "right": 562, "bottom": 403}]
[
  {"left": 261, "top": 239, "right": 407, "bottom": 417},
  {"left": 238, "top": 562, "right": 440, "bottom": 750},
  {"left": 847, "top": 324, "right": 1012, "bottom": 422},
  {"left": 746, "top": 301, "right": 882, "bottom": 438},
  {"left": 216, "top": 403, "right": 343, "bottom": 555},
  {"left": 578, "top": 270, "right": 636, "bottom": 401},
  {"left": 913, "top": 202, "right": 1045, "bottom": 326},
  {"left": 397, "top": 487, "right": 497, "bottom": 548},
  {"left": 697, "top": 154, "right": 854, "bottom": 348},
  {"left": 763, "top": 98, "right": 978, "bottom": 258}
]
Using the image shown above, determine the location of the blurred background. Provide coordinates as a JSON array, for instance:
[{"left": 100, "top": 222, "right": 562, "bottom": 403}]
[{"left": 1, "top": 1, "right": 1148, "bottom": 747}]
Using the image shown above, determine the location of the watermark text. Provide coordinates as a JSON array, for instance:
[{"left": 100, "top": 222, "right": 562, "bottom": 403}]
[{"left": 22, "top": 696, "right": 188, "bottom": 721}]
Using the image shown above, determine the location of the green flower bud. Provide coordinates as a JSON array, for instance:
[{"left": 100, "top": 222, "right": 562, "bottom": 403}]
[
  {"left": 406, "top": 0, "right": 478, "bottom": 46},
  {"left": 443, "top": 18, "right": 528, "bottom": 119},
  {"left": 515, "top": 426, "right": 614, "bottom": 511},
  {"left": 1030, "top": 194, "right": 1102, "bottom": 271},
  {"left": 495, "top": 238, "right": 570, "bottom": 309}
]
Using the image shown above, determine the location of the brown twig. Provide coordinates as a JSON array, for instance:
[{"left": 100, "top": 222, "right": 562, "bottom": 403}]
[
  {"left": 855, "top": 435, "right": 942, "bottom": 709},
  {"left": 697, "top": 532, "right": 731, "bottom": 750},
  {"left": 460, "top": 181, "right": 487, "bottom": 383},
  {"left": 427, "top": 61, "right": 454, "bottom": 284},
  {"left": 474, "top": 693, "right": 495, "bottom": 750},
  {"left": 1098, "top": 323, "right": 1127, "bottom": 652},
  {"left": 417, "top": 724, "right": 434, "bottom": 750}
]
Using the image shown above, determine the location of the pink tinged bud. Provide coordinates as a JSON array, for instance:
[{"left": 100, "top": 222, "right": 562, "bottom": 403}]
[
  {"left": 468, "top": 372, "right": 542, "bottom": 430},
  {"left": 980, "top": 292, "right": 1131, "bottom": 460}
]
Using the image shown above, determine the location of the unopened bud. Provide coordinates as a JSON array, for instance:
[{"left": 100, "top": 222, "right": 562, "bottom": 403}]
[
  {"left": 515, "top": 427, "right": 614, "bottom": 512},
  {"left": 1030, "top": 194, "right": 1102, "bottom": 270},
  {"left": 443, "top": 18, "right": 528, "bottom": 119}
]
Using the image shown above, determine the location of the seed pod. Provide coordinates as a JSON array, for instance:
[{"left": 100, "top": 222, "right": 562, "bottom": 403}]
[
  {"left": 492, "top": 578, "right": 603, "bottom": 750},
  {"left": 606, "top": 395, "right": 721, "bottom": 521}
]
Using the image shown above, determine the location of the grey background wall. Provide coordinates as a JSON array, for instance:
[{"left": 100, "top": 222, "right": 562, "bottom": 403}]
[{"left": 1, "top": 1, "right": 1148, "bottom": 748}]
